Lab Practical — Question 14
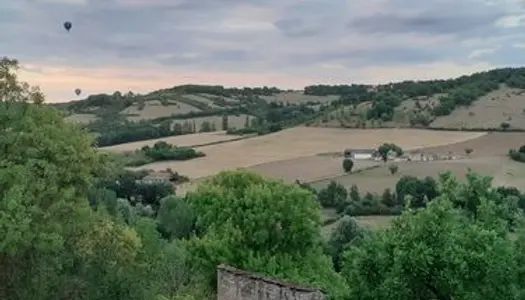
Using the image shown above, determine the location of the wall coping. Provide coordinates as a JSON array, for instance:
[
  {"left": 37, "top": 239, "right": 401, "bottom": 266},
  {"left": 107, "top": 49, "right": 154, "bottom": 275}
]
[{"left": 217, "top": 264, "right": 325, "bottom": 294}]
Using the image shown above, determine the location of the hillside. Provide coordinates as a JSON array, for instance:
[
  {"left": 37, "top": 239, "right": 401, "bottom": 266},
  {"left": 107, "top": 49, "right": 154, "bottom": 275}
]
[
  {"left": 307, "top": 68, "right": 525, "bottom": 130},
  {"left": 52, "top": 67, "right": 525, "bottom": 147}
]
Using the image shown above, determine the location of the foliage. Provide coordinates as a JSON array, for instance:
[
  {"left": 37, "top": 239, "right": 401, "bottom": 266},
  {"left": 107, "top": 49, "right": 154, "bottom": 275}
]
[
  {"left": 395, "top": 175, "right": 439, "bottom": 208},
  {"left": 141, "top": 141, "right": 205, "bottom": 162},
  {"left": 377, "top": 143, "right": 403, "bottom": 162},
  {"left": 318, "top": 181, "right": 348, "bottom": 212},
  {"left": 328, "top": 216, "right": 366, "bottom": 272},
  {"left": 184, "top": 171, "right": 348, "bottom": 297},
  {"left": 342, "top": 174, "right": 524, "bottom": 300},
  {"left": 342, "top": 158, "right": 354, "bottom": 173},
  {"left": 388, "top": 163, "right": 399, "bottom": 175},
  {"left": 509, "top": 145, "right": 525, "bottom": 162}
]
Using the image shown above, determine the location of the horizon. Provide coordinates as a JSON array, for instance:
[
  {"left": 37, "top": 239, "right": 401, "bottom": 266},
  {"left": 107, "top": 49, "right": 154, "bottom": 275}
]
[{"left": 3, "top": 0, "right": 525, "bottom": 103}]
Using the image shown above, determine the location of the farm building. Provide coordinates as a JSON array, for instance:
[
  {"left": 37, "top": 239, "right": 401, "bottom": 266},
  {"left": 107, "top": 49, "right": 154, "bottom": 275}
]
[{"left": 344, "top": 148, "right": 376, "bottom": 160}]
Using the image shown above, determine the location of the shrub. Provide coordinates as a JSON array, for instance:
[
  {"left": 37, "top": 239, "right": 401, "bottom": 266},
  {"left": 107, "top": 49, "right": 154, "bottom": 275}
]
[{"left": 342, "top": 158, "right": 354, "bottom": 173}]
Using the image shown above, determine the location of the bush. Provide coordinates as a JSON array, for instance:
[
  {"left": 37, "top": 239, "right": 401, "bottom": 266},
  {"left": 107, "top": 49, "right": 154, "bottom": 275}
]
[
  {"left": 141, "top": 141, "right": 205, "bottom": 161},
  {"left": 342, "top": 158, "right": 354, "bottom": 173}
]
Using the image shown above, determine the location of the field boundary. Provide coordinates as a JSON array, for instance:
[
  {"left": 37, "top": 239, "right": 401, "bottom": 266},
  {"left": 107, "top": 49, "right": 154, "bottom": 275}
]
[{"left": 305, "top": 165, "right": 382, "bottom": 184}]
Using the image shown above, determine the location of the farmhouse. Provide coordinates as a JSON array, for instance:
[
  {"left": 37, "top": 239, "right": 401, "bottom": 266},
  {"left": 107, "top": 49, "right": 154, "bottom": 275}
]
[{"left": 344, "top": 148, "right": 376, "bottom": 160}]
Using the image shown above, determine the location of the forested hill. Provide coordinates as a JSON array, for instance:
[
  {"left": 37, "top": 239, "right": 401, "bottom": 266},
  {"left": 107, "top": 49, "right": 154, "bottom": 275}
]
[{"left": 52, "top": 67, "right": 525, "bottom": 147}]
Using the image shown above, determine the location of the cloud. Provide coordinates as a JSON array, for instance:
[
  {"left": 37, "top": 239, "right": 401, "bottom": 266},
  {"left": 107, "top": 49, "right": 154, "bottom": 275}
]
[{"left": 1, "top": 0, "right": 524, "bottom": 102}]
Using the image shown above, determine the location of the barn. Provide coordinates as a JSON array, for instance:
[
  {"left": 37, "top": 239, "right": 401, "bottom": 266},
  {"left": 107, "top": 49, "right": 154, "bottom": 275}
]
[{"left": 344, "top": 148, "right": 376, "bottom": 160}]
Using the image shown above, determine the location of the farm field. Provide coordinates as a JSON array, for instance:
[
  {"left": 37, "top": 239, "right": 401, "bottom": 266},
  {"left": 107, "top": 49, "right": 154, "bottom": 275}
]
[
  {"left": 246, "top": 155, "right": 380, "bottom": 183},
  {"left": 121, "top": 100, "right": 201, "bottom": 121},
  {"left": 99, "top": 131, "right": 245, "bottom": 152},
  {"left": 135, "top": 127, "right": 486, "bottom": 178}
]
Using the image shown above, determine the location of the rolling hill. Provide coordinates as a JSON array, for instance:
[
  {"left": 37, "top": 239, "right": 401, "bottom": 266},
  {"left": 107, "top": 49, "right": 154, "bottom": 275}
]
[{"left": 51, "top": 67, "right": 525, "bottom": 147}]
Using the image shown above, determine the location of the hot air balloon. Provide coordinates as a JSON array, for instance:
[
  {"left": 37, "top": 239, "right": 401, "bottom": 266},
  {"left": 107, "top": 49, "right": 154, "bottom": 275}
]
[
  {"left": 64, "top": 21, "right": 72, "bottom": 32},
  {"left": 74, "top": 88, "right": 81, "bottom": 96}
]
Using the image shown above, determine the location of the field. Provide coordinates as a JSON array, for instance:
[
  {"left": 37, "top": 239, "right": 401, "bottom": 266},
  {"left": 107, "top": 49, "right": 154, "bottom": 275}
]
[
  {"left": 310, "top": 132, "right": 525, "bottom": 192},
  {"left": 121, "top": 100, "right": 201, "bottom": 121},
  {"left": 134, "top": 127, "right": 485, "bottom": 178},
  {"left": 99, "top": 131, "right": 245, "bottom": 152},
  {"left": 66, "top": 113, "right": 98, "bottom": 124},
  {"left": 430, "top": 87, "right": 525, "bottom": 129},
  {"left": 261, "top": 92, "right": 339, "bottom": 104}
]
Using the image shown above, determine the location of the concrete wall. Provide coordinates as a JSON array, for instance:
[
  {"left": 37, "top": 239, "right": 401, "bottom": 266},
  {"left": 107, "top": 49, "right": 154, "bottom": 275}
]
[{"left": 217, "top": 265, "right": 325, "bottom": 300}]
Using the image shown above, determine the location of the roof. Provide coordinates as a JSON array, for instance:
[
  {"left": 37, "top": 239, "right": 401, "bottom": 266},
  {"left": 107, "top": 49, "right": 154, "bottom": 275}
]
[{"left": 217, "top": 264, "right": 325, "bottom": 294}]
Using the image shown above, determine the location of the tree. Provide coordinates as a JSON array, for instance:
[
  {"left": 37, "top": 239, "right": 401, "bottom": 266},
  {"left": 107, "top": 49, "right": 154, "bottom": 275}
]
[
  {"left": 381, "top": 188, "right": 396, "bottom": 207},
  {"left": 156, "top": 195, "right": 195, "bottom": 240},
  {"left": 0, "top": 57, "right": 163, "bottom": 300},
  {"left": 501, "top": 122, "right": 510, "bottom": 130},
  {"left": 329, "top": 216, "right": 366, "bottom": 272},
  {"left": 465, "top": 148, "right": 473, "bottom": 156},
  {"left": 342, "top": 158, "right": 354, "bottom": 173},
  {"left": 318, "top": 181, "right": 348, "bottom": 212},
  {"left": 349, "top": 184, "right": 361, "bottom": 202},
  {"left": 395, "top": 176, "right": 438, "bottom": 208},
  {"left": 388, "top": 163, "right": 399, "bottom": 175},
  {"left": 185, "top": 170, "right": 348, "bottom": 298},
  {"left": 342, "top": 174, "right": 523, "bottom": 300},
  {"left": 378, "top": 143, "right": 403, "bottom": 162},
  {"left": 222, "top": 114, "right": 229, "bottom": 130}
]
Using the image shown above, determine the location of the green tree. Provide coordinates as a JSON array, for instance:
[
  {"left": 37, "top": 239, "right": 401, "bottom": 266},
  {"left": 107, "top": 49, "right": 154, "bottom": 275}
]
[
  {"left": 156, "top": 195, "right": 195, "bottom": 240},
  {"left": 185, "top": 171, "right": 348, "bottom": 298},
  {"left": 318, "top": 181, "right": 348, "bottom": 212},
  {"left": 388, "top": 163, "right": 399, "bottom": 175},
  {"left": 349, "top": 184, "right": 361, "bottom": 202},
  {"left": 342, "top": 158, "right": 354, "bottom": 173},
  {"left": 342, "top": 174, "right": 523, "bottom": 300},
  {"left": 328, "top": 216, "right": 366, "bottom": 272},
  {"left": 377, "top": 143, "right": 403, "bottom": 163},
  {"left": 0, "top": 57, "right": 162, "bottom": 300},
  {"left": 221, "top": 114, "right": 229, "bottom": 130}
]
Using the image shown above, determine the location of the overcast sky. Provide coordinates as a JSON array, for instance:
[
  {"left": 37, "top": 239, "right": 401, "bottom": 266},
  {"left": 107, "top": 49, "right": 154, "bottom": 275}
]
[{"left": 2, "top": 0, "right": 525, "bottom": 102}]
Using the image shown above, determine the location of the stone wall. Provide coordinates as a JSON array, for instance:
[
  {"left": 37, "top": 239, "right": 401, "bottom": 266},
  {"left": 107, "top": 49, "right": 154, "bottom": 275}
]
[{"left": 217, "top": 265, "right": 326, "bottom": 300}]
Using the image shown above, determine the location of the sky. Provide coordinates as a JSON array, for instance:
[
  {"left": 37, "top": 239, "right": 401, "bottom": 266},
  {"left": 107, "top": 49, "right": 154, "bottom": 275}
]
[{"left": 2, "top": 0, "right": 525, "bottom": 103}]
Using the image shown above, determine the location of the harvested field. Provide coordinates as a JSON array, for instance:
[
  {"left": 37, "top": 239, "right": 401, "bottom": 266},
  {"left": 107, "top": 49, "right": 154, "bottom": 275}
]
[
  {"left": 171, "top": 114, "right": 253, "bottom": 131},
  {"left": 431, "top": 86, "right": 525, "bottom": 129},
  {"left": 310, "top": 158, "right": 501, "bottom": 194},
  {"left": 99, "top": 131, "right": 244, "bottom": 152},
  {"left": 122, "top": 100, "right": 201, "bottom": 121},
  {"left": 136, "top": 127, "right": 486, "bottom": 179},
  {"left": 247, "top": 156, "right": 380, "bottom": 183},
  {"left": 423, "top": 131, "right": 525, "bottom": 157},
  {"left": 321, "top": 214, "right": 396, "bottom": 238},
  {"left": 261, "top": 92, "right": 339, "bottom": 104},
  {"left": 66, "top": 113, "right": 97, "bottom": 124}
]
